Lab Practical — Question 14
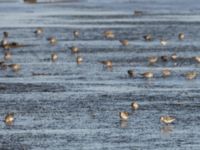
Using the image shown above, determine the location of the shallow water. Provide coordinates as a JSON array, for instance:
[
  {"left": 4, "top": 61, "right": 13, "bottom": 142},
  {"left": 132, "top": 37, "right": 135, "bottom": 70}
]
[{"left": 0, "top": 0, "right": 200, "bottom": 149}]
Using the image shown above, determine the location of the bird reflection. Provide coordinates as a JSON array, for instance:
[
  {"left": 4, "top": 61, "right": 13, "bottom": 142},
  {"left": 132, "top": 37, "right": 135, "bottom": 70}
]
[
  {"left": 160, "top": 125, "right": 173, "bottom": 134},
  {"left": 120, "top": 120, "right": 128, "bottom": 128}
]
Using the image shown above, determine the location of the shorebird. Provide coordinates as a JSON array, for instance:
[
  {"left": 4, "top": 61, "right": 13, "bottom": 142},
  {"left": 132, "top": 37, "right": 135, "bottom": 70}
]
[
  {"left": 3, "top": 32, "right": 8, "bottom": 38},
  {"left": 4, "top": 51, "right": 12, "bottom": 60},
  {"left": 160, "top": 116, "right": 175, "bottom": 124},
  {"left": 0, "top": 61, "right": 7, "bottom": 70},
  {"left": 34, "top": 27, "right": 43, "bottom": 35},
  {"left": 51, "top": 53, "right": 58, "bottom": 62},
  {"left": 185, "top": 71, "right": 197, "bottom": 80},
  {"left": 48, "top": 37, "right": 57, "bottom": 45},
  {"left": 161, "top": 55, "right": 168, "bottom": 62},
  {"left": 171, "top": 53, "right": 177, "bottom": 61},
  {"left": 178, "top": 32, "right": 185, "bottom": 40},
  {"left": 100, "top": 60, "right": 112, "bottom": 68},
  {"left": 4, "top": 113, "right": 14, "bottom": 125},
  {"left": 120, "top": 40, "right": 129, "bottom": 46},
  {"left": 2, "top": 44, "right": 10, "bottom": 50},
  {"left": 76, "top": 56, "right": 83, "bottom": 64},
  {"left": 104, "top": 30, "right": 115, "bottom": 39},
  {"left": 119, "top": 112, "right": 129, "bottom": 121},
  {"left": 131, "top": 101, "right": 139, "bottom": 110},
  {"left": 160, "top": 39, "right": 168, "bottom": 46},
  {"left": 143, "top": 34, "right": 152, "bottom": 41},
  {"left": 162, "top": 69, "right": 171, "bottom": 77},
  {"left": 8, "top": 64, "right": 21, "bottom": 72},
  {"left": 148, "top": 56, "right": 158, "bottom": 64},
  {"left": 73, "top": 30, "right": 80, "bottom": 38},
  {"left": 1, "top": 32, "right": 9, "bottom": 48},
  {"left": 70, "top": 46, "right": 79, "bottom": 53},
  {"left": 141, "top": 71, "right": 153, "bottom": 78},
  {"left": 194, "top": 56, "right": 200, "bottom": 63},
  {"left": 1, "top": 38, "right": 9, "bottom": 46},
  {"left": 0, "top": 63, "right": 7, "bottom": 70},
  {"left": 127, "top": 70, "right": 135, "bottom": 77}
]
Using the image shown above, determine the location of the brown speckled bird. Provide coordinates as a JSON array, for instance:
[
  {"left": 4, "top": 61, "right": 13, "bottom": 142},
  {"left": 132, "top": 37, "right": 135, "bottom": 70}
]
[
  {"left": 131, "top": 101, "right": 139, "bottom": 110},
  {"left": 70, "top": 46, "right": 79, "bottom": 53},
  {"left": 171, "top": 53, "right": 178, "bottom": 61},
  {"left": 4, "top": 113, "right": 14, "bottom": 126},
  {"left": 104, "top": 30, "right": 115, "bottom": 39},
  {"left": 194, "top": 56, "right": 200, "bottom": 63},
  {"left": 161, "top": 55, "right": 168, "bottom": 62},
  {"left": 8, "top": 64, "right": 21, "bottom": 72},
  {"left": 100, "top": 60, "right": 113, "bottom": 68},
  {"left": 148, "top": 56, "right": 158, "bottom": 64},
  {"left": 119, "top": 112, "right": 129, "bottom": 121},
  {"left": 34, "top": 27, "right": 43, "bottom": 35},
  {"left": 127, "top": 70, "right": 136, "bottom": 77},
  {"left": 160, "top": 116, "right": 175, "bottom": 124},
  {"left": 160, "top": 39, "right": 168, "bottom": 46},
  {"left": 48, "top": 37, "right": 57, "bottom": 45},
  {"left": 185, "top": 71, "right": 197, "bottom": 80},
  {"left": 73, "top": 30, "right": 80, "bottom": 38},
  {"left": 120, "top": 40, "right": 129, "bottom": 46},
  {"left": 51, "top": 53, "right": 58, "bottom": 62},
  {"left": 162, "top": 69, "right": 171, "bottom": 77},
  {"left": 143, "top": 34, "right": 152, "bottom": 41},
  {"left": 178, "top": 32, "right": 185, "bottom": 40},
  {"left": 76, "top": 56, "right": 83, "bottom": 64},
  {"left": 141, "top": 71, "right": 153, "bottom": 78}
]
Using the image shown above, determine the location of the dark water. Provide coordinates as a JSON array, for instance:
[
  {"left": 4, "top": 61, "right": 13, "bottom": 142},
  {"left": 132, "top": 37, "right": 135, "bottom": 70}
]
[{"left": 0, "top": 0, "right": 200, "bottom": 149}]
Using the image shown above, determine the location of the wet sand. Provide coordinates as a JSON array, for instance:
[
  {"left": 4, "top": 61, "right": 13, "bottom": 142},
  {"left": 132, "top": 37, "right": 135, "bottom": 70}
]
[{"left": 0, "top": 0, "right": 200, "bottom": 149}]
